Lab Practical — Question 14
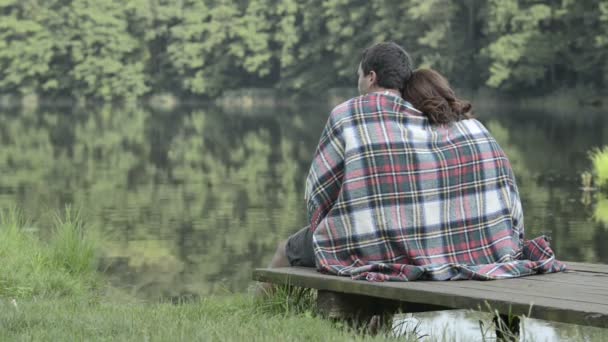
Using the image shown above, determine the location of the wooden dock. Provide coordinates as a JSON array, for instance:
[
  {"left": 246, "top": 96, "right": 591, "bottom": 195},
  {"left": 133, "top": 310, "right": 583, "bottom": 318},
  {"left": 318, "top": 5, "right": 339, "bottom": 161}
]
[{"left": 253, "top": 262, "right": 608, "bottom": 330}]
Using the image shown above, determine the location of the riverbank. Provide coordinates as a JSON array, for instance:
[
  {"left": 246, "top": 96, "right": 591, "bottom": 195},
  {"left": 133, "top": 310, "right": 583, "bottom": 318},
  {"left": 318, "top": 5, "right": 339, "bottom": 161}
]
[
  {"left": 2, "top": 295, "right": 405, "bottom": 341},
  {"left": 0, "top": 208, "right": 413, "bottom": 341},
  {"left": 1, "top": 86, "right": 605, "bottom": 114},
  {"left": 1, "top": 208, "right": 606, "bottom": 341}
]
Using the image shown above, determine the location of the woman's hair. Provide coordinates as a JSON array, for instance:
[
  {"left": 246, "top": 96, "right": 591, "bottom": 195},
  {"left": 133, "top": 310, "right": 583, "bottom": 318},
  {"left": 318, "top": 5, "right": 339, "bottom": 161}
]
[{"left": 402, "top": 68, "right": 473, "bottom": 124}]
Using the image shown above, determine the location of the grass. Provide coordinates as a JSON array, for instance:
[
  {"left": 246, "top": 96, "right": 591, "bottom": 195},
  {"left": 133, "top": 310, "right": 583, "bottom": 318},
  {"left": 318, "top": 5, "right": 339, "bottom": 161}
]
[
  {"left": 0, "top": 207, "right": 100, "bottom": 299},
  {"left": 586, "top": 147, "right": 608, "bottom": 224},
  {"left": 593, "top": 195, "right": 608, "bottom": 225},
  {"left": 0, "top": 207, "right": 412, "bottom": 341},
  {"left": 1, "top": 207, "right": 606, "bottom": 341},
  {"left": 1, "top": 295, "right": 417, "bottom": 341},
  {"left": 590, "top": 147, "right": 608, "bottom": 190}
]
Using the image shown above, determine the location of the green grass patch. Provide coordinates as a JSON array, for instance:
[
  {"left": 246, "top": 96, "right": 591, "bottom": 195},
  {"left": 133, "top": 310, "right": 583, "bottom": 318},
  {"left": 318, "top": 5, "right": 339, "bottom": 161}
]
[
  {"left": 0, "top": 207, "right": 100, "bottom": 299},
  {"left": 0, "top": 208, "right": 412, "bottom": 341},
  {"left": 0, "top": 295, "right": 415, "bottom": 341},
  {"left": 255, "top": 285, "right": 317, "bottom": 316},
  {"left": 594, "top": 195, "right": 608, "bottom": 226},
  {"left": 590, "top": 147, "right": 608, "bottom": 190}
]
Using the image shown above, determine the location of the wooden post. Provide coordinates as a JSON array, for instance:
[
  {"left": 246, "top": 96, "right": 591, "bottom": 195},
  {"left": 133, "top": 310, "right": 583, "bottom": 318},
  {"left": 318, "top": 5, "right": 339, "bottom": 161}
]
[
  {"left": 493, "top": 313, "right": 520, "bottom": 341},
  {"left": 315, "top": 290, "right": 450, "bottom": 335},
  {"left": 316, "top": 290, "right": 397, "bottom": 334}
]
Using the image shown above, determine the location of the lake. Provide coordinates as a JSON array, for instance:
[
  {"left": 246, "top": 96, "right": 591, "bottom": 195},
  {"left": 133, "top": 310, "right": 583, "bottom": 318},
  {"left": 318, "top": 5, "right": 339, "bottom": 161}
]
[{"left": 0, "top": 98, "right": 606, "bottom": 340}]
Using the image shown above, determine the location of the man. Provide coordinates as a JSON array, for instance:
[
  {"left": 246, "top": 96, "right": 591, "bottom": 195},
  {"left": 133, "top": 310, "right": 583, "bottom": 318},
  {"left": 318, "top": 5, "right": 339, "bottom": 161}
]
[{"left": 268, "top": 42, "right": 565, "bottom": 281}]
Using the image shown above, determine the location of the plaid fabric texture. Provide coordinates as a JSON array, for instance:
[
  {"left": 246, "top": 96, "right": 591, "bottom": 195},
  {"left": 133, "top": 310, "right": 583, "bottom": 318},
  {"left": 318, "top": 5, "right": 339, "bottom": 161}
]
[{"left": 305, "top": 92, "right": 566, "bottom": 281}]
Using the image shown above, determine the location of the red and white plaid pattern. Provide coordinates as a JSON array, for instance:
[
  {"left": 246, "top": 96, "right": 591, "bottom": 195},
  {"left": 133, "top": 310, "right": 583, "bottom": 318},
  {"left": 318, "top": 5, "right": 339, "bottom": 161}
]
[{"left": 305, "top": 92, "right": 566, "bottom": 281}]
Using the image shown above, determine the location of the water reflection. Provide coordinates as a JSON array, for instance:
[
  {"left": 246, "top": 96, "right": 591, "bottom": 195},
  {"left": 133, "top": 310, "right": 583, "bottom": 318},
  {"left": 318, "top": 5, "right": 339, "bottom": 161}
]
[
  {"left": 0, "top": 104, "right": 326, "bottom": 298},
  {"left": 0, "top": 103, "right": 607, "bottom": 301},
  {"left": 395, "top": 310, "right": 607, "bottom": 341}
]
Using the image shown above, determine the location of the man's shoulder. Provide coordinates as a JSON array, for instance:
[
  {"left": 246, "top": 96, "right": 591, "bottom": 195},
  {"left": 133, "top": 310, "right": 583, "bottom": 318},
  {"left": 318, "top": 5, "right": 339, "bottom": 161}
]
[
  {"left": 329, "top": 93, "right": 390, "bottom": 116},
  {"left": 326, "top": 95, "right": 363, "bottom": 125},
  {"left": 329, "top": 93, "right": 422, "bottom": 122},
  {"left": 330, "top": 95, "right": 362, "bottom": 114}
]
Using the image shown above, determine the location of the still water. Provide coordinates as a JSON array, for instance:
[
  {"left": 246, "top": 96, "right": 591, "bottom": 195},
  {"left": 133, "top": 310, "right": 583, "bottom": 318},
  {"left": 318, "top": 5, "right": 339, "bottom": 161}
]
[{"left": 0, "top": 99, "right": 606, "bottom": 340}]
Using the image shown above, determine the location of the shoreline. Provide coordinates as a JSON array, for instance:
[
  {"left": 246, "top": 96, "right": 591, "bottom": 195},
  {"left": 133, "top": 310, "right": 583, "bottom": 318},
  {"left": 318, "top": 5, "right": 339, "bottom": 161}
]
[
  {"left": 1, "top": 87, "right": 605, "bottom": 113},
  {"left": 0, "top": 208, "right": 605, "bottom": 341}
]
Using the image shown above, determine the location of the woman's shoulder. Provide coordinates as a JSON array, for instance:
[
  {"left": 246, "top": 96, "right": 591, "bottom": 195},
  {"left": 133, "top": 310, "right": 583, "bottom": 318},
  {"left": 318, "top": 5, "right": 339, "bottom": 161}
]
[{"left": 453, "top": 118, "right": 491, "bottom": 135}]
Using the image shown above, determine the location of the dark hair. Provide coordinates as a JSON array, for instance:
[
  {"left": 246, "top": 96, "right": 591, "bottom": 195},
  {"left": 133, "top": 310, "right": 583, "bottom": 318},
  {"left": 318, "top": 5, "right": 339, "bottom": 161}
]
[
  {"left": 360, "top": 42, "right": 413, "bottom": 92},
  {"left": 402, "top": 68, "right": 473, "bottom": 125}
]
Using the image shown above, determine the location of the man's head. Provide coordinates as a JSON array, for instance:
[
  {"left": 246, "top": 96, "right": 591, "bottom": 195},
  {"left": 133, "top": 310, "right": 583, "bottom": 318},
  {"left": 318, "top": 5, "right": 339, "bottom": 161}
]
[{"left": 357, "top": 42, "right": 413, "bottom": 95}]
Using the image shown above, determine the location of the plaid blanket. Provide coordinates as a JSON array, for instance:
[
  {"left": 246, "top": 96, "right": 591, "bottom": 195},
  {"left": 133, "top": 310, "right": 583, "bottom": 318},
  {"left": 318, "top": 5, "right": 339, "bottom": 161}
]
[{"left": 305, "top": 92, "right": 566, "bottom": 281}]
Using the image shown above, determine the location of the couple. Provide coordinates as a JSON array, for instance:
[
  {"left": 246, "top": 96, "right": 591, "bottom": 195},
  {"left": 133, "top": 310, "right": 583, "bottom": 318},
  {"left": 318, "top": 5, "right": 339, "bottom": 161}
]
[{"left": 269, "top": 42, "right": 565, "bottom": 282}]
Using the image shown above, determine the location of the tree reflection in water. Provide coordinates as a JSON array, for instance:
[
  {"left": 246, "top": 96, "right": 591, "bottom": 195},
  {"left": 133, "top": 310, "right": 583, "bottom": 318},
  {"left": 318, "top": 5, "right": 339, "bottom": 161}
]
[{"left": 0, "top": 103, "right": 606, "bottom": 300}]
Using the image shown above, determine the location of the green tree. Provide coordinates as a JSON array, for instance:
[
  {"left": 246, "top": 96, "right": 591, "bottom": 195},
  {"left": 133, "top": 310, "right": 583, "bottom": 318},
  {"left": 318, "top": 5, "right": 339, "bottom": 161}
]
[
  {"left": 53, "top": 0, "right": 148, "bottom": 100},
  {"left": 484, "top": 0, "right": 606, "bottom": 91},
  {"left": 162, "top": 0, "right": 278, "bottom": 96},
  {"left": 598, "top": 0, "right": 608, "bottom": 84},
  {"left": 0, "top": 1, "right": 54, "bottom": 94},
  {"left": 0, "top": 0, "right": 147, "bottom": 100},
  {"left": 1, "top": 0, "right": 607, "bottom": 98},
  {"left": 405, "top": 0, "right": 487, "bottom": 87}
]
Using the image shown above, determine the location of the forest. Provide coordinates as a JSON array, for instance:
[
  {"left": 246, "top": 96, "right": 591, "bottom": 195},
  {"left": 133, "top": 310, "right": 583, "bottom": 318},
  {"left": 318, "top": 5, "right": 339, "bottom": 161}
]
[{"left": 1, "top": 0, "right": 607, "bottom": 101}]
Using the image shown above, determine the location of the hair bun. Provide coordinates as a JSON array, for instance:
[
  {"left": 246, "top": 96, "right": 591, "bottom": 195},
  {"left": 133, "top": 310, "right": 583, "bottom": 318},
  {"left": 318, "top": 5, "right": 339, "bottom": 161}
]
[
  {"left": 450, "top": 100, "right": 472, "bottom": 117},
  {"left": 402, "top": 68, "right": 474, "bottom": 124}
]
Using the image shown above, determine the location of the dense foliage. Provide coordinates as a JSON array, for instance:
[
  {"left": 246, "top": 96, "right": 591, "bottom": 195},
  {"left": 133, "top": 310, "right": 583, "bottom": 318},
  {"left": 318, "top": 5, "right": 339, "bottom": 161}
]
[{"left": 1, "top": 0, "right": 607, "bottom": 100}]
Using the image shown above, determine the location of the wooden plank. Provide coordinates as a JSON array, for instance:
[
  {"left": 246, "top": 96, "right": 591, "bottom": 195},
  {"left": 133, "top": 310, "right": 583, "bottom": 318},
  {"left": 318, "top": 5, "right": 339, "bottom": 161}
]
[
  {"left": 518, "top": 272, "right": 608, "bottom": 290},
  {"left": 512, "top": 280, "right": 608, "bottom": 297},
  {"left": 565, "top": 262, "right": 608, "bottom": 274},
  {"left": 423, "top": 277, "right": 608, "bottom": 305},
  {"left": 458, "top": 272, "right": 607, "bottom": 296},
  {"left": 253, "top": 268, "right": 608, "bottom": 314},
  {"left": 253, "top": 267, "right": 608, "bottom": 329}
]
